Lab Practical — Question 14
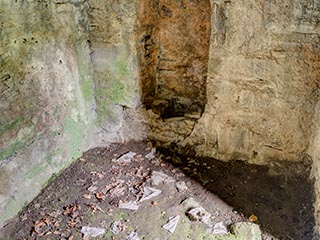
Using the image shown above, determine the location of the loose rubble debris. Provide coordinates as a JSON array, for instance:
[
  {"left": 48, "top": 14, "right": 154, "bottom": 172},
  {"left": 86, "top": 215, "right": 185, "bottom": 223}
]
[
  {"left": 87, "top": 186, "right": 98, "bottom": 193},
  {"left": 175, "top": 181, "right": 188, "bottom": 192},
  {"left": 112, "top": 151, "right": 137, "bottom": 163},
  {"left": 186, "top": 207, "right": 212, "bottom": 225},
  {"left": 81, "top": 226, "right": 105, "bottom": 238},
  {"left": 162, "top": 215, "right": 181, "bottom": 233},
  {"left": 110, "top": 220, "right": 125, "bottom": 235},
  {"left": 151, "top": 171, "right": 175, "bottom": 186},
  {"left": 139, "top": 187, "right": 162, "bottom": 202},
  {"left": 105, "top": 180, "right": 126, "bottom": 197},
  {"left": 3, "top": 142, "right": 274, "bottom": 240},
  {"left": 212, "top": 222, "right": 228, "bottom": 235},
  {"left": 126, "top": 230, "right": 140, "bottom": 240},
  {"left": 145, "top": 147, "right": 156, "bottom": 160},
  {"left": 118, "top": 200, "right": 140, "bottom": 211}
]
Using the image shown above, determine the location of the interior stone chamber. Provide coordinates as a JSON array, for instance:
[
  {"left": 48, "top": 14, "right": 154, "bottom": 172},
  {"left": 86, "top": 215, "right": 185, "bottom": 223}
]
[{"left": 0, "top": 0, "right": 319, "bottom": 238}]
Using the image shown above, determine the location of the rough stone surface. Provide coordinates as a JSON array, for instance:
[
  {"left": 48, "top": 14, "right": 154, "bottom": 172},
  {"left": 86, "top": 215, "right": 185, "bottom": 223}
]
[
  {"left": 137, "top": 1, "right": 320, "bottom": 233},
  {"left": 137, "top": 0, "right": 211, "bottom": 118},
  {"left": 1, "top": 0, "right": 320, "bottom": 235},
  {"left": 141, "top": 0, "right": 320, "bottom": 166},
  {"left": 184, "top": 0, "right": 320, "bottom": 165},
  {"left": 309, "top": 99, "right": 320, "bottom": 233},
  {"left": 88, "top": 0, "right": 146, "bottom": 141},
  {"left": 0, "top": 0, "right": 146, "bottom": 228},
  {"left": 0, "top": 0, "right": 98, "bottom": 227}
]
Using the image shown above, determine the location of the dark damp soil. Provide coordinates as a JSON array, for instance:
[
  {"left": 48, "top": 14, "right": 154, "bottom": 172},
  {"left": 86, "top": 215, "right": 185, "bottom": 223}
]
[{"left": 161, "top": 150, "right": 315, "bottom": 240}]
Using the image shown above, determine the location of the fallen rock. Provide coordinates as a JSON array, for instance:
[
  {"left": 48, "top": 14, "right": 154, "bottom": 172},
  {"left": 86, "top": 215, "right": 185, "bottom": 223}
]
[
  {"left": 87, "top": 186, "right": 98, "bottom": 193},
  {"left": 162, "top": 215, "right": 180, "bottom": 233},
  {"left": 110, "top": 221, "right": 124, "bottom": 235},
  {"left": 112, "top": 151, "right": 137, "bottom": 163},
  {"left": 151, "top": 171, "right": 175, "bottom": 186},
  {"left": 118, "top": 201, "right": 140, "bottom": 211},
  {"left": 212, "top": 222, "right": 228, "bottom": 235},
  {"left": 175, "top": 181, "right": 188, "bottom": 192},
  {"left": 139, "top": 187, "right": 162, "bottom": 202},
  {"left": 231, "top": 222, "right": 262, "bottom": 240},
  {"left": 181, "top": 197, "right": 200, "bottom": 209},
  {"left": 186, "top": 207, "right": 212, "bottom": 225},
  {"left": 81, "top": 226, "right": 105, "bottom": 238},
  {"left": 126, "top": 230, "right": 140, "bottom": 240},
  {"left": 145, "top": 148, "right": 156, "bottom": 160}
]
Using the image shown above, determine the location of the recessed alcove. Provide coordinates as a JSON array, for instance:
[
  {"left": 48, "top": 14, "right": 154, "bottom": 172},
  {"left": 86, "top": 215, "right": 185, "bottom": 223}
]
[{"left": 137, "top": 0, "right": 211, "bottom": 119}]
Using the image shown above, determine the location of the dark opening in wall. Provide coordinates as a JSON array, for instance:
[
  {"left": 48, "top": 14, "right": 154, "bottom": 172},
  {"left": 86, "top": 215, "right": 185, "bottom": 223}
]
[{"left": 137, "top": 0, "right": 211, "bottom": 119}]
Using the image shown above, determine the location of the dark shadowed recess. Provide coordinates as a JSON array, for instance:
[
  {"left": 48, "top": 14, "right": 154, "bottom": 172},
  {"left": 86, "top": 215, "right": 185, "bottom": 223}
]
[{"left": 160, "top": 149, "right": 315, "bottom": 240}]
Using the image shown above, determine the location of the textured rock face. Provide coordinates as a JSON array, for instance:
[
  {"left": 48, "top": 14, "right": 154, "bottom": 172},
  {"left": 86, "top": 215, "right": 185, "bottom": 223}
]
[
  {"left": 138, "top": 1, "right": 320, "bottom": 231},
  {"left": 0, "top": 0, "right": 97, "bottom": 227},
  {"left": 188, "top": 0, "right": 320, "bottom": 164},
  {"left": 0, "top": 0, "right": 145, "bottom": 227},
  {"left": 138, "top": 0, "right": 211, "bottom": 118},
  {"left": 143, "top": 0, "right": 320, "bottom": 166},
  {"left": 1, "top": 0, "right": 320, "bottom": 234},
  {"left": 88, "top": 0, "right": 148, "bottom": 141}
]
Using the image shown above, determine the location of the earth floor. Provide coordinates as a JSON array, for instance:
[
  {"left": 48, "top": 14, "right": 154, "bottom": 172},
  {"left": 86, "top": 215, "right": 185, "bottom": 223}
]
[{"left": 0, "top": 141, "right": 314, "bottom": 239}]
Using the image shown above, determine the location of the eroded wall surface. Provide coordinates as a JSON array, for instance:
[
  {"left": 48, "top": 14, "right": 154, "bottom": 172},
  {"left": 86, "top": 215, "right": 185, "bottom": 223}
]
[
  {"left": 0, "top": 0, "right": 146, "bottom": 227},
  {"left": 144, "top": 0, "right": 320, "bottom": 166},
  {"left": 137, "top": 0, "right": 212, "bottom": 145},
  {"left": 88, "top": 0, "right": 148, "bottom": 141},
  {"left": 188, "top": 0, "right": 320, "bottom": 164},
  {"left": 0, "top": 0, "right": 97, "bottom": 227},
  {"left": 139, "top": 1, "right": 320, "bottom": 230},
  {"left": 1, "top": 0, "right": 319, "bottom": 233}
]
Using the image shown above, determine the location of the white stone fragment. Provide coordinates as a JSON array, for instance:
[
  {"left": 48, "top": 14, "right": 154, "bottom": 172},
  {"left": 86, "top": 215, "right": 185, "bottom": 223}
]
[
  {"left": 175, "top": 181, "right": 188, "bottom": 192},
  {"left": 139, "top": 187, "right": 162, "bottom": 202},
  {"left": 186, "top": 207, "right": 212, "bottom": 225},
  {"left": 181, "top": 197, "right": 200, "bottom": 209},
  {"left": 81, "top": 226, "right": 106, "bottom": 238},
  {"left": 87, "top": 186, "right": 98, "bottom": 192},
  {"left": 112, "top": 151, "right": 137, "bottom": 163},
  {"left": 212, "top": 222, "right": 228, "bottom": 235},
  {"left": 118, "top": 200, "right": 140, "bottom": 211},
  {"left": 126, "top": 230, "right": 140, "bottom": 240},
  {"left": 162, "top": 215, "right": 180, "bottom": 233},
  {"left": 110, "top": 221, "right": 123, "bottom": 235},
  {"left": 231, "top": 222, "right": 262, "bottom": 240},
  {"left": 145, "top": 147, "right": 156, "bottom": 160}
]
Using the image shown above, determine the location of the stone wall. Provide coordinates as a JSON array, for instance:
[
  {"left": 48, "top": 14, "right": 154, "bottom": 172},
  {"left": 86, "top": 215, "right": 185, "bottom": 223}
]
[
  {"left": 0, "top": 0, "right": 97, "bottom": 227},
  {"left": 139, "top": 1, "right": 320, "bottom": 231},
  {"left": 88, "top": 0, "right": 148, "bottom": 142},
  {"left": 0, "top": 0, "right": 146, "bottom": 228},
  {"left": 1, "top": 0, "right": 320, "bottom": 233},
  {"left": 144, "top": 0, "right": 320, "bottom": 166}
]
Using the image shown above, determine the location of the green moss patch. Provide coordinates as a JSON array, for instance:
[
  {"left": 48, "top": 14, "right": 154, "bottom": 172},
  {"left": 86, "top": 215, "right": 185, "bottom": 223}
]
[{"left": 0, "top": 116, "right": 25, "bottom": 136}]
